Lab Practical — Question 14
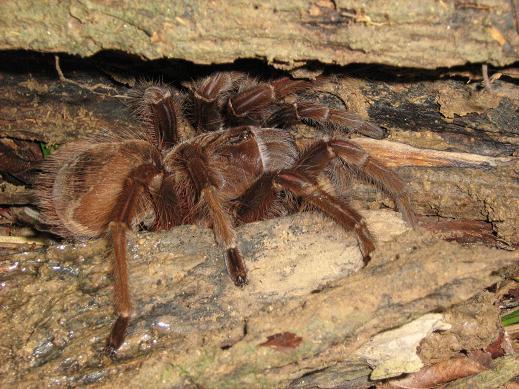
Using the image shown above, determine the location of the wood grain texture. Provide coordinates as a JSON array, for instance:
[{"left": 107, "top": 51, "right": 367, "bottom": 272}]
[
  {"left": 0, "top": 211, "right": 517, "bottom": 387},
  {"left": 0, "top": 1, "right": 517, "bottom": 68}
]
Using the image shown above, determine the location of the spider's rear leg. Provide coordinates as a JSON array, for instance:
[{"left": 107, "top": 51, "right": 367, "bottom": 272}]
[
  {"left": 328, "top": 139, "right": 417, "bottom": 227},
  {"left": 293, "top": 139, "right": 416, "bottom": 227},
  {"left": 273, "top": 171, "right": 375, "bottom": 263},
  {"left": 266, "top": 101, "right": 386, "bottom": 139}
]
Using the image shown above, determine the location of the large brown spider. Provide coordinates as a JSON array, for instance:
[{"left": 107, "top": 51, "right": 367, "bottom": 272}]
[{"left": 37, "top": 72, "right": 416, "bottom": 354}]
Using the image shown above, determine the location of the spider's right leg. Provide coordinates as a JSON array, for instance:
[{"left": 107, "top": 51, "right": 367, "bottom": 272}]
[
  {"left": 273, "top": 171, "right": 376, "bottom": 263},
  {"left": 235, "top": 174, "right": 291, "bottom": 223},
  {"left": 327, "top": 139, "right": 417, "bottom": 227},
  {"left": 282, "top": 139, "right": 416, "bottom": 227},
  {"left": 235, "top": 169, "right": 375, "bottom": 263}
]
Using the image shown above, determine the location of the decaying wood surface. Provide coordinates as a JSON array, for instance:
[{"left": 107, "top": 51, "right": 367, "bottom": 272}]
[
  {"left": 0, "top": 211, "right": 517, "bottom": 387},
  {"left": 0, "top": 56, "right": 518, "bottom": 387},
  {"left": 0, "top": 1, "right": 517, "bottom": 69}
]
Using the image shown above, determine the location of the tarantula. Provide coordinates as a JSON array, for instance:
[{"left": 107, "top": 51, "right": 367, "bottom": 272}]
[{"left": 38, "top": 72, "right": 416, "bottom": 354}]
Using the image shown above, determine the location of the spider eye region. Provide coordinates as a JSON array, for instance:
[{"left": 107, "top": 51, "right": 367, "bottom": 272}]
[{"left": 228, "top": 127, "right": 254, "bottom": 145}]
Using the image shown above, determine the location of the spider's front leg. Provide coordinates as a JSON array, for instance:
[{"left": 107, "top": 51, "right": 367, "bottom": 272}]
[{"left": 105, "top": 163, "right": 163, "bottom": 354}]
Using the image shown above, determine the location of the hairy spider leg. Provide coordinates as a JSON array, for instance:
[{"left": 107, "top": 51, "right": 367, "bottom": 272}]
[
  {"left": 273, "top": 171, "right": 375, "bottom": 263},
  {"left": 180, "top": 143, "right": 248, "bottom": 286},
  {"left": 149, "top": 92, "right": 181, "bottom": 147},
  {"left": 235, "top": 173, "right": 282, "bottom": 223},
  {"left": 234, "top": 139, "right": 376, "bottom": 262},
  {"left": 236, "top": 136, "right": 416, "bottom": 262},
  {"left": 291, "top": 138, "right": 416, "bottom": 227},
  {"left": 328, "top": 139, "right": 417, "bottom": 227},
  {"left": 265, "top": 101, "right": 386, "bottom": 139},
  {"left": 190, "top": 72, "right": 237, "bottom": 132},
  {"left": 131, "top": 84, "right": 185, "bottom": 148},
  {"left": 105, "top": 163, "right": 161, "bottom": 355},
  {"left": 224, "top": 77, "right": 314, "bottom": 126}
]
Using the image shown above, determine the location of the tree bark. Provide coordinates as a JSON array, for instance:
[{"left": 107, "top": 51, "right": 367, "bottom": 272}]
[{"left": 0, "top": 1, "right": 517, "bottom": 69}]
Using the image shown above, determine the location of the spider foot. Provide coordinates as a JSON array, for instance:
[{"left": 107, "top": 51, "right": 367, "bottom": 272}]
[
  {"left": 362, "top": 254, "right": 371, "bottom": 266},
  {"left": 234, "top": 274, "right": 249, "bottom": 288},
  {"left": 105, "top": 315, "right": 129, "bottom": 357},
  {"left": 226, "top": 247, "right": 248, "bottom": 288}
]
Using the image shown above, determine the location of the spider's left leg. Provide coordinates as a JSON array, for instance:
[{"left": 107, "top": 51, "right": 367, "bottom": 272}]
[{"left": 266, "top": 101, "right": 386, "bottom": 139}]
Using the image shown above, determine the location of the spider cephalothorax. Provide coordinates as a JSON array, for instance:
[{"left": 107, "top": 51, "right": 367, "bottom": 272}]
[{"left": 38, "top": 72, "right": 416, "bottom": 354}]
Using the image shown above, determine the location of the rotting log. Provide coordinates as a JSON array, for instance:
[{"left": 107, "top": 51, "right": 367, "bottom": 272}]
[
  {"left": 0, "top": 55, "right": 518, "bottom": 387},
  {"left": 0, "top": 211, "right": 517, "bottom": 387},
  {"left": 0, "top": 1, "right": 517, "bottom": 69}
]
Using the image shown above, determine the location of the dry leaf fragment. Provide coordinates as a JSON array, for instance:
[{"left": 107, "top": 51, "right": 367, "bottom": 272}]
[
  {"left": 259, "top": 332, "right": 303, "bottom": 352},
  {"left": 388, "top": 357, "right": 487, "bottom": 388}
]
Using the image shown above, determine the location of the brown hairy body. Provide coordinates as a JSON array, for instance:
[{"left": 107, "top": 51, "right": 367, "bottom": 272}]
[{"left": 37, "top": 72, "right": 416, "bottom": 355}]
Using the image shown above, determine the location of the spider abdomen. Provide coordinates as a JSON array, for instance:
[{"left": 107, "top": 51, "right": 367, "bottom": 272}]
[{"left": 39, "top": 140, "right": 161, "bottom": 239}]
